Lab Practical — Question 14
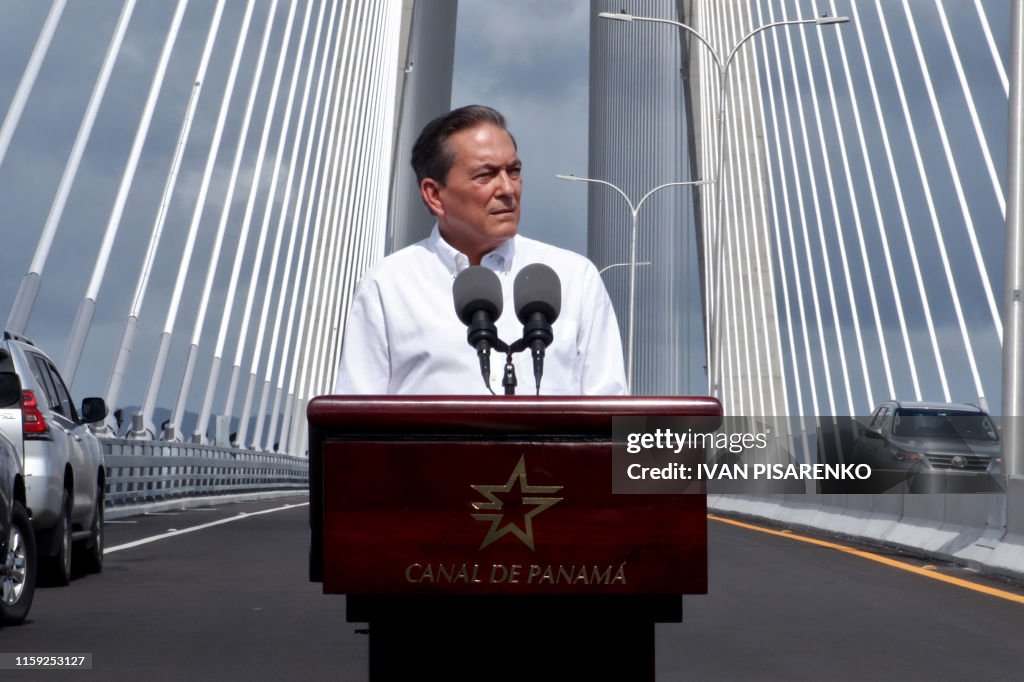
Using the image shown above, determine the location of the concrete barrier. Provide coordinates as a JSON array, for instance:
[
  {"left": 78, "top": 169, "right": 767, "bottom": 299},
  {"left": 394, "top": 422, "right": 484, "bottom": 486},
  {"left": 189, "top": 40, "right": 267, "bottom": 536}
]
[
  {"left": 709, "top": 477, "right": 1024, "bottom": 581},
  {"left": 101, "top": 438, "right": 308, "bottom": 507}
]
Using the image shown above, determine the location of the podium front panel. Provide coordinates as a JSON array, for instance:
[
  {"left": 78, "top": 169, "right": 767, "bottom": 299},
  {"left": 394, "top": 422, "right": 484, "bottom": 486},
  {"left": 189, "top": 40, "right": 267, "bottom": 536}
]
[{"left": 309, "top": 396, "right": 719, "bottom": 597}]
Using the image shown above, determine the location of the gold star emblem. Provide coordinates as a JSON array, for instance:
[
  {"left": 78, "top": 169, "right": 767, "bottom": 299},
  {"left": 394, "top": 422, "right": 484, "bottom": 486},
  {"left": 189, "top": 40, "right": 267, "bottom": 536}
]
[{"left": 470, "top": 455, "right": 563, "bottom": 550}]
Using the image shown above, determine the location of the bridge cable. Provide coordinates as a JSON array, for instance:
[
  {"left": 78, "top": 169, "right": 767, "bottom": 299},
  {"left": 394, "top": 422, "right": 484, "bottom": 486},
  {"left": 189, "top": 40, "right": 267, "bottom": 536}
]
[
  {"left": 105, "top": 1, "right": 227, "bottom": 420},
  {"left": 719, "top": 0, "right": 756, "bottom": 417},
  {"left": 824, "top": 0, "right": 901, "bottom": 404},
  {"left": 141, "top": 1, "right": 258, "bottom": 437},
  {"left": 759, "top": 2, "right": 823, "bottom": 419},
  {"left": 933, "top": 0, "right": 1005, "bottom": 338},
  {"left": 279, "top": 0, "right": 354, "bottom": 455},
  {"left": 239, "top": 0, "right": 324, "bottom": 450},
  {"left": 898, "top": 0, "right": 989, "bottom": 395},
  {"left": 841, "top": 0, "right": 926, "bottom": 401},
  {"left": 790, "top": 0, "right": 862, "bottom": 416},
  {"left": 975, "top": 0, "right": 1010, "bottom": 97},
  {"left": 737, "top": 0, "right": 793, "bottom": 439},
  {"left": 184, "top": 0, "right": 282, "bottom": 443},
  {"left": 194, "top": 0, "right": 299, "bottom": 444},
  {"left": 774, "top": 1, "right": 844, "bottom": 418},
  {"left": 322, "top": 4, "right": 400, "bottom": 399},
  {"left": 730, "top": 0, "right": 773, "bottom": 419},
  {"left": 873, "top": 0, "right": 971, "bottom": 402},
  {"left": 7, "top": 0, "right": 128, "bottom": 336},
  {"left": 0, "top": 0, "right": 66, "bottom": 176},
  {"left": 264, "top": 0, "right": 342, "bottom": 453},
  {"left": 62, "top": 0, "right": 189, "bottom": 387},
  {"left": 292, "top": 0, "right": 367, "bottom": 445}
]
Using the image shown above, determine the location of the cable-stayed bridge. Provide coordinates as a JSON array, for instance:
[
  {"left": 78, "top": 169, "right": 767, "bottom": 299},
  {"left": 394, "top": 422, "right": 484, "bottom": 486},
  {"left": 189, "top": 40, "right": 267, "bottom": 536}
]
[
  {"left": 1, "top": 1, "right": 1023, "bottom": 675},
  {"left": 3, "top": 0, "right": 399, "bottom": 456},
  {"left": 693, "top": 0, "right": 1013, "bottom": 422},
  {"left": 2, "top": 0, "right": 1017, "bottom": 451}
]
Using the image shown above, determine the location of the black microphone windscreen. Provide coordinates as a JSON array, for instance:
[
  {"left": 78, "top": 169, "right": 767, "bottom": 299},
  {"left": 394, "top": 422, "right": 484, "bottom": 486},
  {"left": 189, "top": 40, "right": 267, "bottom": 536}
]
[
  {"left": 453, "top": 266, "right": 503, "bottom": 325},
  {"left": 514, "top": 263, "right": 561, "bottom": 324}
]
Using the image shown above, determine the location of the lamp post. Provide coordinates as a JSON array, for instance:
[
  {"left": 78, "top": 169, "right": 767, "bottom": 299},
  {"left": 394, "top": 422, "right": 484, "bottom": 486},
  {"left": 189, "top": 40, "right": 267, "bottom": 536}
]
[
  {"left": 556, "top": 173, "right": 711, "bottom": 392},
  {"left": 1003, "top": 0, "right": 1024, "bottom": 475},
  {"left": 599, "top": 9, "right": 849, "bottom": 400}
]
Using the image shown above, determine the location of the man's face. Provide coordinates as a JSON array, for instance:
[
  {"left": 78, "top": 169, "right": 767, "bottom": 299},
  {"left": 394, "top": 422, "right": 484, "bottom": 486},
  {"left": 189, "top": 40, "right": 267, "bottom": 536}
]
[{"left": 421, "top": 123, "right": 522, "bottom": 263}]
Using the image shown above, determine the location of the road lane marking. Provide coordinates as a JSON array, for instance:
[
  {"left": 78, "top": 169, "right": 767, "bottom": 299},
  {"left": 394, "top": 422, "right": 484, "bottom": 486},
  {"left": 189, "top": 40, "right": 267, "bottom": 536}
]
[
  {"left": 708, "top": 514, "right": 1024, "bottom": 606},
  {"left": 105, "top": 502, "right": 310, "bottom": 554}
]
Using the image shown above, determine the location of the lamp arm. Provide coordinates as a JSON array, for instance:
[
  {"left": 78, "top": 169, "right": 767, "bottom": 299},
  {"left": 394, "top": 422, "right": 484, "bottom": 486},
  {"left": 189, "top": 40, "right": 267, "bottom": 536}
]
[
  {"left": 635, "top": 180, "right": 708, "bottom": 212},
  {"left": 633, "top": 17, "right": 724, "bottom": 71},
  {"left": 723, "top": 18, "right": 817, "bottom": 72},
  {"left": 573, "top": 177, "right": 637, "bottom": 214}
]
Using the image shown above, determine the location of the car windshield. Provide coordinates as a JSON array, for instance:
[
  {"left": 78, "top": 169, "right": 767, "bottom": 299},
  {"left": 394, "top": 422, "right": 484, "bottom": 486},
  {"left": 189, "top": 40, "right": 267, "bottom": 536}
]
[{"left": 892, "top": 410, "right": 999, "bottom": 441}]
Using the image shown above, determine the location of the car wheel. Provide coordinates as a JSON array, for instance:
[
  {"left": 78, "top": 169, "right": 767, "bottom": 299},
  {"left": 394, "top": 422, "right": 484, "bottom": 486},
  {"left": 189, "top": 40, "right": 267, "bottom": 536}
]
[
  {"left": 43, "top": 489, "right": 72, "bottom": 586},
  {"left": 75, "top": 485, "right": 103, "bottom": 574},
  {"left": 0, "top": 502, "right": 37, "bottom": 625}
]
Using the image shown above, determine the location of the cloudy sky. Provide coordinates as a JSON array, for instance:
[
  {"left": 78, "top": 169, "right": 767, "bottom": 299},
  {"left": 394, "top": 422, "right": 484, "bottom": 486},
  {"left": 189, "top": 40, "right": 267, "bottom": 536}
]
[{"left": 450, "top": 0, "right": 590, "bottom": 254}]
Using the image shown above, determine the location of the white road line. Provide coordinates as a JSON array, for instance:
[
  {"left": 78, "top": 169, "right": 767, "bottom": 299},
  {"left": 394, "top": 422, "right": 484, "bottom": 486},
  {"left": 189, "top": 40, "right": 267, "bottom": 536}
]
[{"left": 105, "top": 502, "right": 309, "bottom": 554}]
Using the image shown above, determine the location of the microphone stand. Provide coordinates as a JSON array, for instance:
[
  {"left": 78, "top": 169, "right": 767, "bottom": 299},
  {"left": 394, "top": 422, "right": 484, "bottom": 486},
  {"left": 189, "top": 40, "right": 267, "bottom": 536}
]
[
  {"left": 502, "top": 339, "right": 529, "bottom": 395},
  {"left": 502, "top": 351, "right": 517, "bottom": 395},
  {"left": 490, "top": 338, "right": 528, "bottom": 395}
]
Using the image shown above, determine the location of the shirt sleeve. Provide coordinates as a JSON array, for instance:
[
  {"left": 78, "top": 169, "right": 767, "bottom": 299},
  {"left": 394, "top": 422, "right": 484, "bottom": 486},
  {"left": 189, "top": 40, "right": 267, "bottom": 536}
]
[
  {"left": 577, "top": 263, "right": 628, "bottom": 395},
  {"left": 333, "top": 276, "right": 390, "bottom": 394}
]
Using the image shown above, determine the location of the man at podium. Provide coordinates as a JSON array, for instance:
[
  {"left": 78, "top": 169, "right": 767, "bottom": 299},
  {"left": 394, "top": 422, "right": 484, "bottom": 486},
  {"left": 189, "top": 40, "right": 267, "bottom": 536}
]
[
  {"left": 312, "top": 107, "right": 714, "bottom": 681},
  {"left": 333, "top": 105, "right": 626, "bottom": 396}
]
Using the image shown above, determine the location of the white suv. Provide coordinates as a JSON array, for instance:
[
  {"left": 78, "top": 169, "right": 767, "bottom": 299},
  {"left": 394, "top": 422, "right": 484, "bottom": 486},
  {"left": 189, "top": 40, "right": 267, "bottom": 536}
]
[{"left": 0, "top": 332, "right": 106, "bottom": 585}]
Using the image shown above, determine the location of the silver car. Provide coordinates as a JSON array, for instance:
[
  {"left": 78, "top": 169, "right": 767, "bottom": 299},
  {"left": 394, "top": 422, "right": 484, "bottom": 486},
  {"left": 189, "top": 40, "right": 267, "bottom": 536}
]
[
  {"left": 0, "top": 333, "right": 106, "bottom": 586},
  {"left": 852, "top": 401, "right": 1001, "bottom": 474},
  {"left": 1, "top": 370, "right": 36, "bottom": 625}
]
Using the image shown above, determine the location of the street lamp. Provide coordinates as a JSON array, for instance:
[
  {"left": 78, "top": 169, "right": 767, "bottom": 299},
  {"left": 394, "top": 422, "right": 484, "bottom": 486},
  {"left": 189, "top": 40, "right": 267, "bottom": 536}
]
[
  {"left": 556, "top": 173, "right": 711, "bottom": 392},
  {"left": 599, "top": 10, "right": 849, "bottom": 400}
]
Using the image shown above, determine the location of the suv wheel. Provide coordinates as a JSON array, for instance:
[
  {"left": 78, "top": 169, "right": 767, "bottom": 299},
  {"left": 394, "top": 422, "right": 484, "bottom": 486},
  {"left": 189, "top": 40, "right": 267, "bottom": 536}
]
[
  {"left": 0, "top": 502, "right": 37, "bottom": 625},
  {"left": 43, "top": 489, "right": 72, "bottom": 586},
  {"left": 75, "top": 485, "right": 103, "bottom": 574}
]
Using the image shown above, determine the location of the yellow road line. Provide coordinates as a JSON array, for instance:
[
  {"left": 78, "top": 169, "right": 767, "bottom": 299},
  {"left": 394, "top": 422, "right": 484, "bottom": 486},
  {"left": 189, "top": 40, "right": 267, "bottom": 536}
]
[{"left": 708, "top": 514, "right": 1024, "bottom": 606}]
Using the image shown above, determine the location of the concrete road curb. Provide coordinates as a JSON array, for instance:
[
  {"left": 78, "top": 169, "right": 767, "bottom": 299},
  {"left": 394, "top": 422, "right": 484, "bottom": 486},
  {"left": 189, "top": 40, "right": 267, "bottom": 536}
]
[{"left": 709, "top": 491, "right": 1024, "bottom": 583}]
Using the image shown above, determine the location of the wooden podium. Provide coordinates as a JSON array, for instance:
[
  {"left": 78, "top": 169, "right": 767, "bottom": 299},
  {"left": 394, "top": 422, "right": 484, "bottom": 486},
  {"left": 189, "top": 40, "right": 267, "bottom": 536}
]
[{"left": 308, "top": 395, "right": 720, "bottom": 680}]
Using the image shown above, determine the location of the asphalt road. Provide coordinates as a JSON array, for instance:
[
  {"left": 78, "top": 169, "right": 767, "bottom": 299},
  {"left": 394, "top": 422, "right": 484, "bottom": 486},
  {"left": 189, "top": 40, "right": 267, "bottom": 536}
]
[
  {"left": 2, "top": 495, "right": 1022, "bottom": 681},
  {"left": 660, "top": 517, "right": 1024, "bottom": 681},
  {"left": 1, "top": 497, "right": 365, "bottom": 682}
]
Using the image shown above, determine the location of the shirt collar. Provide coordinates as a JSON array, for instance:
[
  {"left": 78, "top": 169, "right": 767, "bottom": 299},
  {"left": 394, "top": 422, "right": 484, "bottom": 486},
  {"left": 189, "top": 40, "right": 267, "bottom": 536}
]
[{"left": 429, "top": 224, "right": 516, "bottom": 276}]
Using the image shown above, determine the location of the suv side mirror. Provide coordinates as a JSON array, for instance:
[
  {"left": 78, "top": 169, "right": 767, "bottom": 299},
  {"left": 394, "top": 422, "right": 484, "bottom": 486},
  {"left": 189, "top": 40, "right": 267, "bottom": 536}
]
[
  {"left": 0, "top": 372, "right": 21, "bottom": 408},
  {"left": 81, "top": 397, "right": 108, "bottom": 424}
]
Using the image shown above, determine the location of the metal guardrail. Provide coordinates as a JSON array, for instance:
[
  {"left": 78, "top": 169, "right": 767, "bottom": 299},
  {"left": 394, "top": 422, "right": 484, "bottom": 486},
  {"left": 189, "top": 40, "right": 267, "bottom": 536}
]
[{"left": 100, "top": 439, "right": 309, "bottom": 507}]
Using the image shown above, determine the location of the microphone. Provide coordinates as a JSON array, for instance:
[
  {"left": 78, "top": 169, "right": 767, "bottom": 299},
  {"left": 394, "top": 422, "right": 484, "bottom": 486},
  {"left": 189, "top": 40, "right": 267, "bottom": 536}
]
[
  {"left": 513, "top": 263, "right": 561, "bottom": 394},
  {"left": 453, "top": 266, "right": 503, "bottom": 392}
]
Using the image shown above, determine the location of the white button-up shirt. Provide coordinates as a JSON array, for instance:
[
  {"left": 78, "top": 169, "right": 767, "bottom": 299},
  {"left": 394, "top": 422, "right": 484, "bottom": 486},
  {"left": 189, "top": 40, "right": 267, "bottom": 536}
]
[{"left": 333, "top": 227, "right": 626, "bottom": 395}]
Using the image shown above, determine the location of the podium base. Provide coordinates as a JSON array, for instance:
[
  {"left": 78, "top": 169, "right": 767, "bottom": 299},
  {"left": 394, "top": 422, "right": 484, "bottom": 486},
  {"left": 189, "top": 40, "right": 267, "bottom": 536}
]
[
  {"left": 351, "top": 595, "right": 679, "bottom": 681},
  {"left": 368, "top": 619, "right": 654, "bottom": 681}
]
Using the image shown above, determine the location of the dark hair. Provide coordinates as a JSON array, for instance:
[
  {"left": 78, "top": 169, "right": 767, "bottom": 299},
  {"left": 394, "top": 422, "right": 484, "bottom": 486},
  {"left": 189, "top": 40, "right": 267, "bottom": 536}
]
[{"left": 410, "top": 105, "right": 516, "bottom": 185}]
